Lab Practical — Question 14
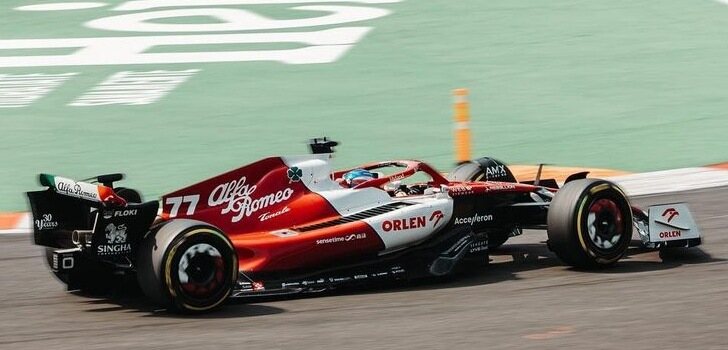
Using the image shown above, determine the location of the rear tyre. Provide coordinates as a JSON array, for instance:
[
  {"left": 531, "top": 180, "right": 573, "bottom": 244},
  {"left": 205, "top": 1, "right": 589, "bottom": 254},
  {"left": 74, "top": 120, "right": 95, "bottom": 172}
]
[
  {"left": 137, "top": 221, "right": 237, "bottom": 313},
  {"left": 547, "top": 179, "right": 632, "bottom": 269}
]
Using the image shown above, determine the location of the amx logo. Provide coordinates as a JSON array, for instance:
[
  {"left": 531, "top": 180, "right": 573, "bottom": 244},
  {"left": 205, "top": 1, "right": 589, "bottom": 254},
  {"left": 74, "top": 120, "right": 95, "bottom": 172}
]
[
  {"left": 485, "top": 165, "right": 507, "bottom": 178},
  {"left": 662, "top": 208, "right": 679, "bottom": 223}
]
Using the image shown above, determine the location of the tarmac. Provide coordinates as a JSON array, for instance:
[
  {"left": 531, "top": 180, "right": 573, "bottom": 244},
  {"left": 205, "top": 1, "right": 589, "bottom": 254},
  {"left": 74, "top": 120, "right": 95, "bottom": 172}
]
[{"left": 1, "top": 186, "right": 726, "bottom": 350}]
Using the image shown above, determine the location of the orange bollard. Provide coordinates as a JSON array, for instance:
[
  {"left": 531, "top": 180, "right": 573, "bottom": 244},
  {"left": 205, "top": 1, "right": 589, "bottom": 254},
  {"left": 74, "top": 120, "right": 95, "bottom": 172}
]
[{"left": 453, "top": 88, "right": 471, "bottom": 164}]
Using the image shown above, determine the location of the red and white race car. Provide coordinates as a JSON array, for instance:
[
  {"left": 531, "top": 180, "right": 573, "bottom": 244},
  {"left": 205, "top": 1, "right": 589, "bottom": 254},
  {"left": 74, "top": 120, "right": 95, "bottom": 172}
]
[{"left": 27, "top": 138, "right": 702, "bottom": 312}]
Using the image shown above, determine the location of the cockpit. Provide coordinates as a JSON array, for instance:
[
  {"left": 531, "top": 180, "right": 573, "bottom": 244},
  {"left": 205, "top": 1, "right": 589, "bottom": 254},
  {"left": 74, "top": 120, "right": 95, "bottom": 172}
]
[{"left": 332, "top": 160, "right": 449, "bottom": 197}]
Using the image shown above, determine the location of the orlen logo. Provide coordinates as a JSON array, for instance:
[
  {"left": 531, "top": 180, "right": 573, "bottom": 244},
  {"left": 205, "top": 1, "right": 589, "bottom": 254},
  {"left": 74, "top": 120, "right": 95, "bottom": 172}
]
[
  {"left": 430, "top": 210, "right": 444, "bottom": 226},
  {"left": 382, "top": 211, "right": 444, "bottom": 232},
  {"left": 662, "top": 208, "right": 679, "bottom": 223},
  {"left": 659, "top": 231, "right": 681, "bottom": 239},
  {"left": 382, "top": 216, "right": 425, "bottom": 232}
]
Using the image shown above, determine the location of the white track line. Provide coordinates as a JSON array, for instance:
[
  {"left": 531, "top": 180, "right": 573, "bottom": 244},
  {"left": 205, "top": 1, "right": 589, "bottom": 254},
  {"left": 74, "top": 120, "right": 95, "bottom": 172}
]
[
  {"left": 608, "top": 167, "right": 728, "bottom": 196},
  {"left": 0, "top": 229, "right": 31, "bottom": 235},
  {"left": 1, "top": 212, "right": 31, "bottom": 234}
]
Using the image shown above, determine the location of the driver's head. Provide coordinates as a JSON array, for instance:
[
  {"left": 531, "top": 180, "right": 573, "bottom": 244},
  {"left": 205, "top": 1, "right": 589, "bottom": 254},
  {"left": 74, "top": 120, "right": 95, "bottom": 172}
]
[{"left": 342, "top": 169, "right": 376, "bottom": 187}]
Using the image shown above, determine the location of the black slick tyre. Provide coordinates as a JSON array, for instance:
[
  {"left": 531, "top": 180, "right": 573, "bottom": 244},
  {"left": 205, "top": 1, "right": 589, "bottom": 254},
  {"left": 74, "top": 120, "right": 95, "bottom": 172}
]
[
  {"left": 447, "top": 161, "right": 484, "bottom": 182},
  {"left": 447, "top": 157, "right": 517, "bottom": 183},
  {"left": 547, "top": 179, "right": 633, "bottom": 269},
  {"left": 137, "top": 221, "right": 237, "bottom": 313}
]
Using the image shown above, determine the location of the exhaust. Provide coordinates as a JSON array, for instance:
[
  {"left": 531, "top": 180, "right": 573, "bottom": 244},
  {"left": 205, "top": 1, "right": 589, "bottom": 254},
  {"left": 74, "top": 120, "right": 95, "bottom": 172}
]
[{"left": 71, "top": 230, "right": 93, "bottom": 247}]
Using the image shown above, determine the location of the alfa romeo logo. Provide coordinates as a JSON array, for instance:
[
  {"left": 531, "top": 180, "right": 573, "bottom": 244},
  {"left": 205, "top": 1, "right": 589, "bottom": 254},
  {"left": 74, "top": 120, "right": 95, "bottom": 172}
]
[{"left": 287, "top": 167, "right": 303, "bottom": 183}]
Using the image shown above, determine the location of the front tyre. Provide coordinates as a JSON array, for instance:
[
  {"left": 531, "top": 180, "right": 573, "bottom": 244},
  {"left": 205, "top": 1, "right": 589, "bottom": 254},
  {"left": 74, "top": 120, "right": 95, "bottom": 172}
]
[
  {"left": 547, "top": 179, "right": 632, "bottom": 269},
  {"left": 137, "top": 221, "right": 237, "bottom": 313},
  {"left": 447, "top": 157, "right": 518, "bottom": 183}
]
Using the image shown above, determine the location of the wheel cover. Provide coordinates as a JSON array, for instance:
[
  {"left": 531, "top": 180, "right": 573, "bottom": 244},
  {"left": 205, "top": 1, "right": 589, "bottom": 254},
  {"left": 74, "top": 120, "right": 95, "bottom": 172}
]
[
  {"left": 177, "top": 243, "right": 225, "bottom": 299},
  {"left": 586, "top": 198, "right": 625, "bottom": 251}
]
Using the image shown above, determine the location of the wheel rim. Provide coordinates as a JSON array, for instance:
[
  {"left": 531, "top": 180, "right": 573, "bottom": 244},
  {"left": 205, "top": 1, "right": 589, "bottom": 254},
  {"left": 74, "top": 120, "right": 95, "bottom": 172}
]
[
  {"left": 586, "top": 198, "right": 625, "bottom": 251},
  {"left": 177, "top": 243, "right": 225, "bottom": 299}
]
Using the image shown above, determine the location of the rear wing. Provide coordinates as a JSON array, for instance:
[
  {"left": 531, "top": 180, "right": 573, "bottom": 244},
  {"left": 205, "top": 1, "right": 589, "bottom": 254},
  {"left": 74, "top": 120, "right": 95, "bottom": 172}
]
[
  {"left": 37, "top": 173, "right": 127, "bottom": 206},
  {"left": 27, "top": 174, "right": 158, "bottom": 259}
]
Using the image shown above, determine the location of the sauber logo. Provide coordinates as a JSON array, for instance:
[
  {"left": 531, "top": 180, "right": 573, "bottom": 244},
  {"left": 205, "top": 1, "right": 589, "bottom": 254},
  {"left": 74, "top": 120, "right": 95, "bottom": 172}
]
[
  {"left": 662, "top": 208, "right": 679, "bottom": 223},
  {"left": 382, "top": 211, "right": 444, "bottom": 232}
]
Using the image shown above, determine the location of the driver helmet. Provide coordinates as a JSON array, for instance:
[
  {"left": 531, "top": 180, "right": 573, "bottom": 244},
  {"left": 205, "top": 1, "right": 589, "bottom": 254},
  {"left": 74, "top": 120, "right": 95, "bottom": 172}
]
[{"left": 342, "top": 169, "right": 377, "bottom": 187}]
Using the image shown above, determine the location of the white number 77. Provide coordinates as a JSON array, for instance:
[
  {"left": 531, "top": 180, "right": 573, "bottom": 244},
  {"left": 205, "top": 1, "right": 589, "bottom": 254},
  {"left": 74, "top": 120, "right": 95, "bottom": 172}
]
[{"left": 165, "top": 195, "right": 200, "bottom": 217}]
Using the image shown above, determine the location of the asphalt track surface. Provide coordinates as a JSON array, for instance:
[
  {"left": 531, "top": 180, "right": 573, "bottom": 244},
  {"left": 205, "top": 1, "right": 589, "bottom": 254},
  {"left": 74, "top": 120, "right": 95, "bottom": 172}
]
[{"left": 1, "top": 187, "right": 727, "bottom": 350}]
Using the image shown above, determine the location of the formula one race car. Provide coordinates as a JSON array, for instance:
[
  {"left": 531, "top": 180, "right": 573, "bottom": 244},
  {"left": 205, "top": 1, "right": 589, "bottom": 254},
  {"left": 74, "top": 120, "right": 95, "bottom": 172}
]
[{"left": 27, "top": 138, "right": 702, "bottom": 313}]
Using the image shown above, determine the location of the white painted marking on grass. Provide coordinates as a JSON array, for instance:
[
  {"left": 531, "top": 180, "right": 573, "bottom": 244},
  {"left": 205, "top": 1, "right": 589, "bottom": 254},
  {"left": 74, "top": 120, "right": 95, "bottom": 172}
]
[
  {"left": 115, "top": 0, "right": 401, "bottom": 12},
  {"left": 70, "top": 69, "right": 199, "bottom": 106},
  {"left": 2, "top": 1, "right": 400, "bottom": 69},
  {"left": 0, "top": 73, "right": 77, "bottom": 108},
  {"left": 86, "top": 6, "right": 390, "bottom": 32},
  {"left": 16, "top": 2, "right": 108, "bottom": 11},
  {"left": 0, "top": 27, "right": 372, "bottom": 67}
]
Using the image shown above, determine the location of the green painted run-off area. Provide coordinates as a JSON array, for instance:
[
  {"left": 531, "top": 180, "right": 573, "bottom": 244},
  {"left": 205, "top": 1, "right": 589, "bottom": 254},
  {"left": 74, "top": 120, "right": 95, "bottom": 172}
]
[{"left": 1, "top": 0, "right": 727, "bottom": 210}]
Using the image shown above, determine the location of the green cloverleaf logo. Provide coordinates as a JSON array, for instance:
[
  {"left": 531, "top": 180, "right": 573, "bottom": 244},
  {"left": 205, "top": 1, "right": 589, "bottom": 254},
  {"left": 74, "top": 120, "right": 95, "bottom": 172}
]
[{"left": 287, "top": 167, "right": 303, "bottom": 183}]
